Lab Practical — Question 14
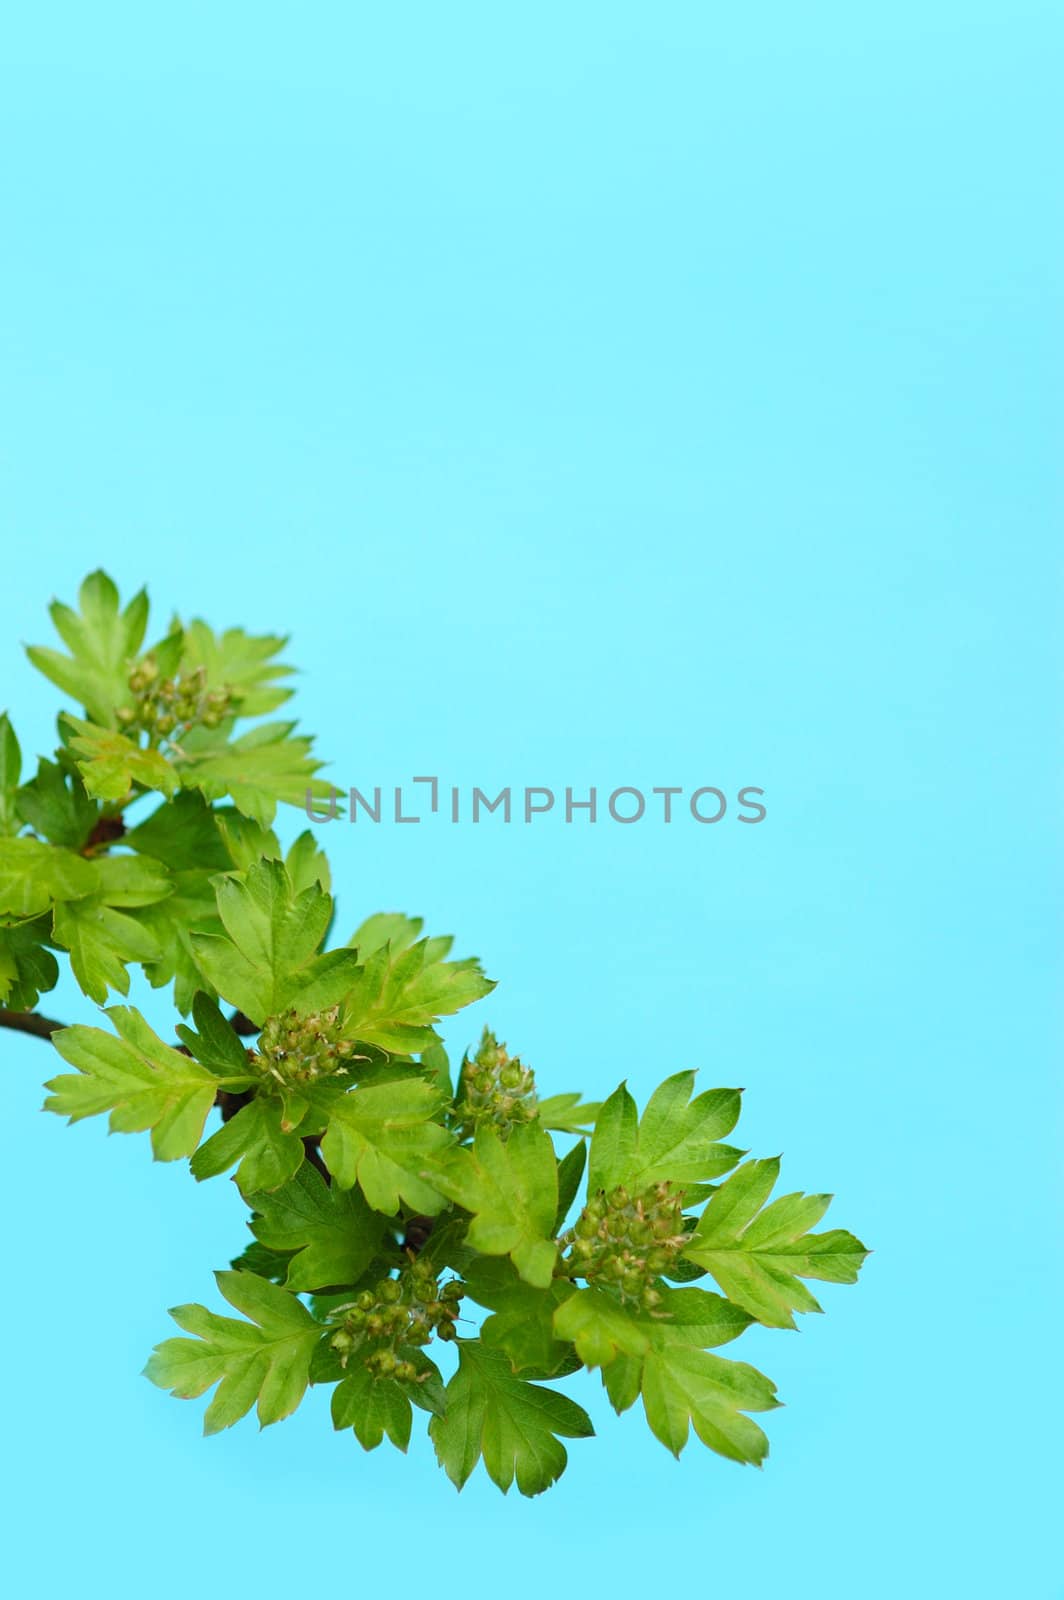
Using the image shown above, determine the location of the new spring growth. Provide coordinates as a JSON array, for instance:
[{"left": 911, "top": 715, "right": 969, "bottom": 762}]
[
  {"left": 562, "top": 1181, "right": 687, "bottom": 1310},
  {"left": 254, "top": 1006, "right": 358, "bottom": 1090},
  {"left": 117, "top": 655, "right": 237, "bottom": 741},
  {"left": 457, "top": 1027, "right": 536, "bottom": 1138},
  {"left": 329, "top": 1263, "right": 465, "bottom": 1382}
]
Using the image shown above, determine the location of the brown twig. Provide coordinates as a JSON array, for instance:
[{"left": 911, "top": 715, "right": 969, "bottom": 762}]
[
  {"left": 80, "top": 814, "right": 126, "bottom": 855},
  {"left": 0, "top": 1009, "right": 65, "bottom": 1041}
]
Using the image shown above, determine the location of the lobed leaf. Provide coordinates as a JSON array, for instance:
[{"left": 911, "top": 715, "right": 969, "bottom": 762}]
[
  {"left": 429, "top": 1122, "right": 559, "bottom": 1288},
  {"left": 681, "top": 1157, "right": 870, "bottom": 1329},
  {"left": 429, "top": 1343, "right": 594, "bottom": 1496},
  {"left": 246, "top": 1163, "right": 385, "bottom": 1291},
  {"left": 144, "top": 1270, "right": 322, "bottom": 1433},
  {"left": 45, "top": 1007, "right": 226, "bottom": 1160},
  {"left": 589, "top": 1073, "right": 744, "bottom": 1194}
]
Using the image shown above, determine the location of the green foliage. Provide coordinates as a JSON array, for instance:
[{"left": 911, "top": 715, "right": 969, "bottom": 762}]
[
  {"left": 4, "top": 572, "right": 869, "bottom": 1497},
  {"left": 430, "top": 1343, "right": 594, "bottom": 1495},
  {"left": 144, "top": 1270, "right": 322, "bottom": 1433},
  {"left": 679, "top": 1158, "right": 869, "bottom": 1328}
]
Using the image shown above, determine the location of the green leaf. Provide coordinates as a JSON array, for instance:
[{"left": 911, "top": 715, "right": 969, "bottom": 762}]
[
  {"left": 681, "top": 1157, "right": 870, "bottom": 1328},
  {"left": 177, "top": 992, "right": 254, "bottom": 1076},
  {"left": 189, "top": 858, "right": 347, "bottom": 1024},
  {"left": 589, "top": 1073, "right": 744, "bottom": 1194},
  {"left": 348, "top": 912, "right": 424, "bottom": 958},
  {"left": 321, "top": 1078, "right": 452, "bottom": 1214},
  {"left": 463, "top": 1258, "right": 578, "bottom": 1377},
  {"left": 536, "top": 1092, "right": 601, "bottom": 1135},
  {"left": 178, "top": 720, "right": 327, "bottom": 827},
  {"left": 247, "top": 1163, "right": 385, "bottom": 1291},
  {"left": 0, "top": 713, "right": 21, "bottom": 836},
  {"left": 45, "top": 1007, "right": 225, "bottom": 1159},
  {"left": 125, "top": 790, "right": 232, "bottom": 871},
  {"left": 0, "top": 917, "right": 59, "bottom": 1010},
  {"left": 553, "top": 1284, "right": 753, "bottom": 1371},
  {"left": 178, "top": 619, "right": 295, "bottom": 718},
  {"left": 284, "top": 829, "right": 331, "bottom": 894},
  {"left": 26, "top": 571, "right": 147, "bottom": 725},
  {"left": 587, "top": 1082, "right": 638, "bottom": 1195},
  {"left": 229, "top": 1239, "right": 296, "bottom": 1284},
  {"left": 430, "top": 1123, "right": 558, "bottom": 1288},
  {"left": 340, "top": 935, "right": 495, "bottom": 1053},
  {"left": 191, "top": 1099, "right": 306, "bottom": 1193},
  {"left": 213, "top": 809, "right": 282, "bottom": 870},
  {"left": 144, "top": 1269, "right": 321, "bottom": 1433},
  {"left": 331, "top": 1365, "right": 413, "bottom": 1452},
  {"left": 15, "top": 756, "right": 98, "bottom": 849},
  {"left": 135, "top": 869, "right": 227, "bottom": 1013},
  {"left": 52, "top": 897, "right": 161, "bottom": 1003},
  {"left": 0, "top": 836, "right": 96, "bottom": 917},
  {"left": 554, "top": 1139, "right": 587, "bottom": 1229},
  {"left": 640, "top": 1343, "right": 780, "bottom": 1465},
  {"left": 88, "top": 854, "right": 173, "bottom": 907},
  {"left": 420, "top": 1040, "right": 452, "bottom": 1100},
  {"left": 429, "top": 1343, "right": 594, "bottom": 1496},
  {"left": 62, "top": 716, "right": 177, "bottom": 802}
]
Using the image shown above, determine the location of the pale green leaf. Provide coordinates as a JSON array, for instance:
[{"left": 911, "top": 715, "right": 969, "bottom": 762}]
[
  {"left": 144, "top": 1269, "right": 321, "bottom": 1432},
  {"left": 0, "top": 836, "right": 96, "bottom": 917},
  {"left": 62, "top": 715, "right": 178, "bottom": 802},
  {"left": 341, "top": 936, "right": 495, "bottom": 1053},
  {"left": 178, "top": 720, "right": 327, "bottom": 827},
  {"left": 45, "top": 1007, "right": 224, "bottom": 1160},
  {"left": 26, "top": 571, "right": 146, "bottom": 725},
  {"left": 52, "top": 897, "right": 161, "bottom": 1003},
  {"left": 320, "top": 1078, "right": 452, "bottom": 1214}
]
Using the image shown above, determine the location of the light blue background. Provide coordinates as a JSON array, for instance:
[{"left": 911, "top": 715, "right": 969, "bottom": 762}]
[{"left": 1, "top": 5, "right": 1059, "bottom": 1596}]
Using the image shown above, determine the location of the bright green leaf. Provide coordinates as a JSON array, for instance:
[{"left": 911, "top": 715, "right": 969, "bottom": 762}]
[
  {"left": 681, "top": 1157, "right": 870, "bottom": 1328},
  {"left": 52, "top": 897, "right": 161, "bottom": 1003},
  {"left": 340, "top": 935, "right": 495, "bottom": 1054},
  {"left": 589, "top": 1073, "right": 744, "bottom": 1194},
  {"left": 177, "top": 720, "right": 327, "bottom": 827},
  {"left": 26, "top": 571, "right": 146, "bottom": 725},
  {"left": 463, "top": 1258, "right": 577, "bottom": 1377},
  {"left": 62, "top": 715, "right": 177, "bottom": 802},
  {"left": 320, "top": 1078, "right": 452, "bottom": 1214},
  {"left": 0, "top": 836, "right": 96, "bottom": 917},
  {"left": 45, "top": 1007, "right": 225, "bottom": 1160},
  {"left": 144, "top": 1269, "right": 321, "bottom": 1433},
  {"left": 430, "top": 1123, "right": 558, "bottom": 1287}
]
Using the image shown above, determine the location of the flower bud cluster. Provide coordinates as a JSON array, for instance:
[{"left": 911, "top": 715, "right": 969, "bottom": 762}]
[
  {"left": 457, "top": 1029, "right": 536, "bottom": 1138},
  {"left": 254, "top": 1006, "right": 357, "bottom": 1090},
  {"left": 117, "top": 656, "right": 235, "bottom": 740},
  {"left": 329, "top": 1264, "right": 464, "bottom": 1382},
  {"left": 561, "top": 1181, "right": 686, "bottom": 1310}
]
